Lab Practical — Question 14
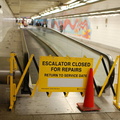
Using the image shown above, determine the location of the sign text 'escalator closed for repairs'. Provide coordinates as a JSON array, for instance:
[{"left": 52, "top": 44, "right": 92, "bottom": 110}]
[{"left": 38, "top": 56, "right": 93, "bottom": 92}]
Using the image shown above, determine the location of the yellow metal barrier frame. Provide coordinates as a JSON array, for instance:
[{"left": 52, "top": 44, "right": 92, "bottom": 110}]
[
  {"left": 113, "top": 56, "right": 120, "bottom": 109},
  {"left": 98, "top": 56, "right": 119, "bottom": 97},
  {"left": 31, "top": 55, "right": 103, "bottom": 97},
  {"left": 8, "top": 53, "right": 107, "bottom": 110},
  {"left": 9, "top": 53, "right": 34, "bottom": 110},
  {"left": 97, "top": 55, "right": 120, "bottom": 109},
  {"left": 9, "top": 53, "right": 16, "bottom": 110},
  {"left": 81, "top": 55, "right": 103, "bottom": 97}
]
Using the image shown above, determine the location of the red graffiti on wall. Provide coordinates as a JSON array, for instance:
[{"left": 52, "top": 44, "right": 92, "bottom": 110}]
[{"left": 52, "top": 18, "right": 91, "bottom": 39}]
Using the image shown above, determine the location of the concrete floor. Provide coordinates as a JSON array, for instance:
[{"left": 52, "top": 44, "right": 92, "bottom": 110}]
[{"left": 0, "top": 25, "right": 120, "bottom": 120}]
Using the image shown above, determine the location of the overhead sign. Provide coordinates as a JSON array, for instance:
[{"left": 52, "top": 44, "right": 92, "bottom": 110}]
[{"left": 38, "top": 56, "right": 93, "bottom": 92}]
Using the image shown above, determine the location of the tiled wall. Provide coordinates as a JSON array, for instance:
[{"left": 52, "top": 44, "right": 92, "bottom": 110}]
[
  {"left": 48, "top": 14, "right": 120, "bottom": 50},
  {"left": 89, "top": 14, "right": 120, "bottom": 49},
  {"left": 0, "top": 0, "right": 15, "bottom": 42},
  {"left": 45, "top": 0, "right": 120, "bottom": 51}
]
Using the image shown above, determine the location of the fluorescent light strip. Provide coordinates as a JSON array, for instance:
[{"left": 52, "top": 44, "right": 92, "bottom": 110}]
[
  {"left": 34, "top": 0, "right": 120, "bottom": 18},
  {"left": 39, "top": 0, "right": 99, "bottom": 17},
  {"left": 65, "top": 0, "right": 77, "bottom": 4},
  {"left": 100, "top": 11, "right": 116, "bottom": 14},
  {"left": 86, "top": 0, "right": 99, "bottom": 3}
]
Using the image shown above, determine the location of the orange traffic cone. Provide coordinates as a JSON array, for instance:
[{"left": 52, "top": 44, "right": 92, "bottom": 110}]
[{"left": 77, "top": 68, "right": 100, "bottom": 111}]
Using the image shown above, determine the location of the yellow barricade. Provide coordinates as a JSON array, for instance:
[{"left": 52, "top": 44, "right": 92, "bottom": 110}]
[
  {"left": 9, "top": 52, "right": 114, "bottom": 110},
  {"left": 113, "top": 56, "right": 120, "bottom": 109},
  {"left": 97, "top": 55, "right": 120, "bottom": 109},
  {"left": 8, "top": 53, "right": 34, "bottom": 110}
]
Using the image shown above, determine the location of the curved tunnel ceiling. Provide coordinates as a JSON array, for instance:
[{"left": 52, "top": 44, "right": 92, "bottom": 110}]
[
  {"left": 5, "top": 0, "right": 109, "bottom": 18},
  {"left": 5, "top": 0, "right": 72, "bottom": 18}
]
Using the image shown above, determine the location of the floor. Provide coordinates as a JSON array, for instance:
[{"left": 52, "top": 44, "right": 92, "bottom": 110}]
[{"left": 0, "top": 25, "right": 120, "bottom": 120}]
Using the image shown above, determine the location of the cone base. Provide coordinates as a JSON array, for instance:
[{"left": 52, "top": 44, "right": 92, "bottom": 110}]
[{"left": 77, "top": 103, "right": 101, "bottom": 111}]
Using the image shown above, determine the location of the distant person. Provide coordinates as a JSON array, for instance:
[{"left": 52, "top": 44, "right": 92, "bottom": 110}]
[
  {"left": 21, "top": 18, "right": 28, "bottom": 27},
  {"left": 36, "top": 21, "right": 40, "bottom": 26},
  {"left": 31, "top": 19, "right": 33, "bottom": 25},
  {"left": 60, "top": 24, "right": 63, "bottom": 33},
  {"left": 39, "top": 22, "right": 41, "bottom": 26},
  {"left": 23, "top": 20, "right": 28, "bottom": 27},
  {"left": 42, "top": 22, "right": 47, "bottom": 28},
  {"left": 16, "top": 19, "right": 18, "bottom": 23},
  {"left": 22, "top": 18, "right": 24, "bottom": 25}
]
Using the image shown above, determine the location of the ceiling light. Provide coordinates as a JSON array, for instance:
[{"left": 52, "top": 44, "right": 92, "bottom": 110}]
[
  {"left": 73, "top": 14, "right": 80, "bottom": 17},
  {"left": 100, "top": 11, "right": 115, "bottom": 14},
  {"left": 65, "top": 0, "right": 77, "bottom": 4},
  {"left": 0, "top": 5, "right": 3, "bottom": 14},
  {"left": 116, "top": 10, "right": 120, "bottom": 12},
  {"left": 80, "top": 13, "right": 88, "bottom": 16},
  {"left": 36, "top": 0, "right": 101, "bottom": 17},
  {"left": 68, "top": 2, "right": 86, "bottom": 8},
  {"left": 60, "top": 6, "right": 68, "bottom": 10},
  {"left": 69, "top": 1, "right": 79, "bottom": 6},
  {"left": 89, "top": 12, "right": 99, "bottom": 15},
  {"left": 86, "top": 0, "right": 99, "bottom": 3}
]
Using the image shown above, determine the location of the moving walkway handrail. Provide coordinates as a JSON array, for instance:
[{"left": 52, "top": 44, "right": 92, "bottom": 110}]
[{"left": 20, "top": 29, "right": 31, "bottom": 94}]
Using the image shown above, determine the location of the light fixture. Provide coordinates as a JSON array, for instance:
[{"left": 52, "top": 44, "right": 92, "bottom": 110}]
[
  {"left": 65, "top": 0, "right": 77, "bottom": 4},
  {"left": 89, "top": 12, "right": 99, "bottom": 15},
  {"left": 86, "top": 0, "right": 99, "bottom": 3},
  {"left": 0, "top": 5, "right": 3, "bottom": 14},
  {"left": 35, "top": 0, "right": 102, "bottom": 17},
  {"left": 73, "top": 14, "right": 80, "bottom": 17},
  {"left": 69, "top": 1, "right": 80, "bottom": 7},
  {"left": 116, "top": 10, "right": 120, "bottom": 12},
  {"left": 100, "top": 11, "right": 115, "bottom": 14},
  {"left": 60, "top": 6, "right": 68, "bottom": 10}
]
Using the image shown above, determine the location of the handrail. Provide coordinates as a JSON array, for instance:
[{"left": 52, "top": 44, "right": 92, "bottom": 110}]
[{"left": 20, "top": 29, "right": 31, "bottom": 94}]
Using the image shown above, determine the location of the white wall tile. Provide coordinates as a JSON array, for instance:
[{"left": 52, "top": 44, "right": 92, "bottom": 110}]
[{"left": 0, "top": 0, "right": 15, "bottom": 42}]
